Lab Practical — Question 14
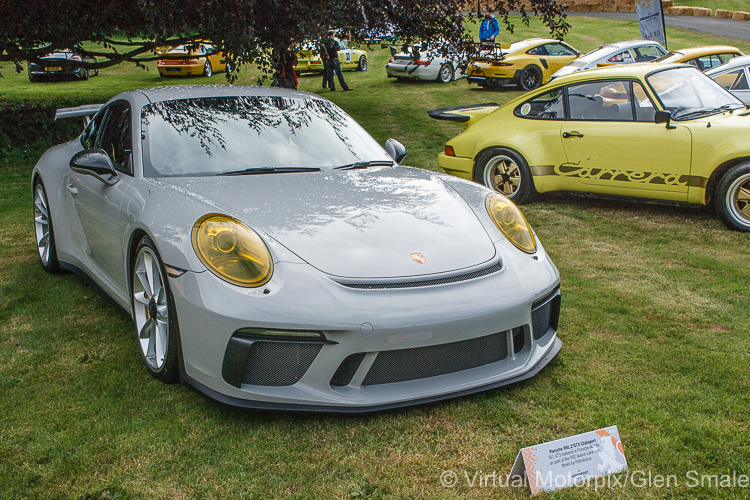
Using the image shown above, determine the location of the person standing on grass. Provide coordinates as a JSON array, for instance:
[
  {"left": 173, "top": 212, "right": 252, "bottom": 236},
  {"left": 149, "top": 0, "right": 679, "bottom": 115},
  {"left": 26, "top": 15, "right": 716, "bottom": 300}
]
[
  {"left": 320, "top": 38, "right": 331, "bottom": 89},
  {"left": 479, "top": 11, "right": 500, "bottom": 44},
  {"left": 325, "top": 31, "right": 352, "bottom": 91}
]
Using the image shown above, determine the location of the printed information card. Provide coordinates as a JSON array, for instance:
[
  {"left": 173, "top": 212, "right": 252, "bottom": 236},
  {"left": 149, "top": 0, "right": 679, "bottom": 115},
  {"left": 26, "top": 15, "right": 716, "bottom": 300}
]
[{"left": 508, "top": 425, "right": 628, "bottom": 496}]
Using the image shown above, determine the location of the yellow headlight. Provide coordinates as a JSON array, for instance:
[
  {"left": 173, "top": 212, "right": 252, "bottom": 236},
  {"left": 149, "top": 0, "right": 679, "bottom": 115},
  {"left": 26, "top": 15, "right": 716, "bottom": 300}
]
[
  {"left": 485, "top": 194, "right": 537, "bottom": 254},
  {"left": 191, "top": 214, "right": 273, "bottom": 287}
]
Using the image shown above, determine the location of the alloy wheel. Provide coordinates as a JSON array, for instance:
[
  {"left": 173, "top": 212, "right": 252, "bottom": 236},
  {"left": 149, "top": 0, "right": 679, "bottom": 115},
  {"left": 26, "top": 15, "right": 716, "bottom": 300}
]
[
  {"left": 484, "top": 155, "right": 521, "bottom": 196},
  {"left": 34, "top": 185, "right": 51, "bottom": 265},
  {"left": 132, "top": 247, "right": 170, "bottom": 372}
]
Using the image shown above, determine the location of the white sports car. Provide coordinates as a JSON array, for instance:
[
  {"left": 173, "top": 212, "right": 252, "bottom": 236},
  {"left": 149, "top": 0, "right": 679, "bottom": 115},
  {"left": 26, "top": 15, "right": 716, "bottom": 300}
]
[
  {"left": 386, "top": 42, "right": 467, "bottom": 83},
  {"left": 33, "top": 85, "right": 561, "bottom": 412}
]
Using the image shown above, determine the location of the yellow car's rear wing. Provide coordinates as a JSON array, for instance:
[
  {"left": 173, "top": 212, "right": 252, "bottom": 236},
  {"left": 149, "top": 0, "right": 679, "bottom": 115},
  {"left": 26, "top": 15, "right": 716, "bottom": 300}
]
[
  {"left": 427, "top": 102, "right": 500, "bottom": 126},
  {"left": 55, "top": 104, "right": 103, "bottom": 125}
]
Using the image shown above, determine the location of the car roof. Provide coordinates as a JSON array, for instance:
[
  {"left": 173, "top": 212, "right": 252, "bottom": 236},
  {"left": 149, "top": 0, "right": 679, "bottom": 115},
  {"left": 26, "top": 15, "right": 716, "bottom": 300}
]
[
  {"left": 658, "top": 45, "right": 742, "bottom": 61},
  {"left": 506, "top": 38, "right": 563, "bottom": 52},
  {"left": 119, "top": 85, "right": 326, "bottom": 104},
  {"left": 578, "top": 40, "right": 662, "bottom": 62},
  {"left": 545, "top": 62, "right": 694, "bottom": 84},
  {"left": 705, "top": 54, "right": 750, "bottom": 75}
]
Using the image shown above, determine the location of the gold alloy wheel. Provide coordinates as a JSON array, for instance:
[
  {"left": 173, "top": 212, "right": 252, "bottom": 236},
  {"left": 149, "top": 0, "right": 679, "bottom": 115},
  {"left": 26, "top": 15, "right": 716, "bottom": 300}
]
[
  {"left": 729, "top": 173, "right": 750, "bottom": 224},
  {"left": 484, "top": 155, "right": 521, "bottom": 196}
]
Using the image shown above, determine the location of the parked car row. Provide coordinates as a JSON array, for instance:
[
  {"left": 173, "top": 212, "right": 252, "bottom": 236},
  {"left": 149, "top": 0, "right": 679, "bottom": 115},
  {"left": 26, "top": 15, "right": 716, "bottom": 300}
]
[{"left": 431, "top": 62, "right": 750, "bottom": 232}]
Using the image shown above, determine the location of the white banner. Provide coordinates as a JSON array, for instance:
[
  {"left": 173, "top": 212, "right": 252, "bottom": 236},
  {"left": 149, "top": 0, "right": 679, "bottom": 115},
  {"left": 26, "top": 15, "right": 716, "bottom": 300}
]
[{"left": 636, "top": 0, "right": 668, "bottom": 49}]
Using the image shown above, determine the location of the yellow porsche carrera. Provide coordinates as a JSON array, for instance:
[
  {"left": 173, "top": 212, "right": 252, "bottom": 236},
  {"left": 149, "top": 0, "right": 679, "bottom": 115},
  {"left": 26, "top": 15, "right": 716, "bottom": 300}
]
[
  {"left": 431, "top": 63, "right": 750, "bottom": 231},
  {"left": 467, "top": 38, "right": 581, "bottom": 90},
  {"left": 157, "top": 41, "right": 229, "bottom": 77},
  {"left": 294, "top": 39, "right": 368, "bottom": 73},
  {"left": 652, "top": 45, "right": 743, "bottom": 72}
]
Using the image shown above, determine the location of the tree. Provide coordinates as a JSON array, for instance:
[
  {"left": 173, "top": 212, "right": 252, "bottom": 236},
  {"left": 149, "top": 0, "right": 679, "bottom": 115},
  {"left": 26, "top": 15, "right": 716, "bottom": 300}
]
[{"left": 0, "top": 0, "right": 569, "bottom": 83}]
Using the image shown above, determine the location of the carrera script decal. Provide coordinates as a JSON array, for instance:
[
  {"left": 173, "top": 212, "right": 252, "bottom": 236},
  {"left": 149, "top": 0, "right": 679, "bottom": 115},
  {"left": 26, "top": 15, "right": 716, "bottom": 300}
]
[{"left": 554, "top": 162, "right": 689, "bottom": 186}]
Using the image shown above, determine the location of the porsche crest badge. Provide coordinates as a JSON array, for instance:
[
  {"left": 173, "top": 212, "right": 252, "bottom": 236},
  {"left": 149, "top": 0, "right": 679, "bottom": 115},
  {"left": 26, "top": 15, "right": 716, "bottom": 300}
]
[{"left": 410, "top": 253, "right": 426, "bottom": 264}]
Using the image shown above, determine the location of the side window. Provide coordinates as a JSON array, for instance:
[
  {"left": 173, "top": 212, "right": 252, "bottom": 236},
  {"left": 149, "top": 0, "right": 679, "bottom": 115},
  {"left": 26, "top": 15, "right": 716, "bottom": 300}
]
[
  {"left": 714, "top": 69, "right": 749, "bottom": 91},
  {"left": 568, "top": 80, "right": 634, "bottom": 121},
  {"left": 514, "top": 88, "right": 565, "bottom": 120},
  {"left": 338, "top": 40, "right": 347, "bottom": 51},
  {"left": 694, "top": 55, "right": 723, "bottom": 71},
  {"left": 719, "top": 53, "right": 739, "bottom": 64},
  {"left": 632, "top": 45, "right": 661, "bottom": 62},
  {"left": 632, "top": 82, "right": 656, "bottom": 122},
  {"left": 607, "top": 50, "right": 633, "bottom": 64},
  {"left": 81, "top": 109, "right": 107, "bottom": 149},
  {"left": 526, "top": 45, "right": 547, "bottom": 56},
  {"left": 98, "top": 102, "right": 133, "bottom": 174},
  {"left": 545, "top": 43, "right": 576, "bottom": 56}
]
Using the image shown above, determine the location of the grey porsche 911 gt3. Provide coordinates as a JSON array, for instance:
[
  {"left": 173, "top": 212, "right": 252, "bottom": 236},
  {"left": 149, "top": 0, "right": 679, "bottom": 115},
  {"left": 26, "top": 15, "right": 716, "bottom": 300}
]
[{"left": 32, "top": 85, "right": 561, "bottom": 412}]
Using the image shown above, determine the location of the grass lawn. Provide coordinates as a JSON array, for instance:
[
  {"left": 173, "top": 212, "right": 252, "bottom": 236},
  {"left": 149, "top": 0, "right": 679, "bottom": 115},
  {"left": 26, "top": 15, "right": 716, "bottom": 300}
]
[
  {"left": 1, "top": 15, "right": 749, "bottom": 499},
  {"left": 674, "top": 0, "right": 750, "bottom": 12}
]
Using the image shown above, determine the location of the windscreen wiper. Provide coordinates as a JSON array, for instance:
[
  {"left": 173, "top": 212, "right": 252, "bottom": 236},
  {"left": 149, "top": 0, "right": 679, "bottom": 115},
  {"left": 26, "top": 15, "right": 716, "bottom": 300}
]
[
  {"left": 334, "top": 160, "right": 396, "bottom": 170},
  {"left": 675, "top": 104, "right": 743, "bottom": 120},
  {"left": 218, "top": 166, "right": 321, "bottom": 176}
]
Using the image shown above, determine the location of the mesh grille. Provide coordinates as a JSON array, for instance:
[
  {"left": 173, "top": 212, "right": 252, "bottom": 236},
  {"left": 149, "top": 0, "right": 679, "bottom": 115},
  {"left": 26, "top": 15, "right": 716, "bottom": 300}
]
[
  {"left": 339, "top": 263, "right": 502, "bottom": 290},
  {"left": 362, "top": 330, "right": 509, "bottom": 386},
  {"left": 241, "top": 341, "right": 322, "bottom": 386}
]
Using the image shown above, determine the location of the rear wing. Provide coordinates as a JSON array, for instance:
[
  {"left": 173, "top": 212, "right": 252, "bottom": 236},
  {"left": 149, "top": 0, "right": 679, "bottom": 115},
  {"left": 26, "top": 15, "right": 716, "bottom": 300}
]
[
  {"left": 55, "top": 104, "right": 103, "bottom": 125},
  {"left": 427, "top": 102, "right": 500, "bottom": 125}
]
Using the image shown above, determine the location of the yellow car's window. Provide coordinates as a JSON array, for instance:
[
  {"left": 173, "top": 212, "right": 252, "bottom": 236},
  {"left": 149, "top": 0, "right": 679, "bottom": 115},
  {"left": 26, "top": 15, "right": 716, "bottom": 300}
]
[
  {"left": 514, "top": 88, "right": 564, "bottom": 120},
  {"left": 568, "top": 80, "right": 634, "bottom": 121},
  {"left": 633, "top": 82, "right": 656, "bottom": 122},
  {"left": 546, "top": 43, "right": 577, "bottom": 56},
  {"left": 714, "top": 69, "right": 749, "bottom": 91},
  {"left": 632, "top": 45, "right": 662, "bottom": 62}
]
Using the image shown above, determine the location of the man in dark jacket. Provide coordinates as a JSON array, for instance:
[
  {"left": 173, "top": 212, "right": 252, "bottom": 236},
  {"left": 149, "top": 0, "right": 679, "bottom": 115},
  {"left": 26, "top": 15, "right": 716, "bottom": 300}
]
[
  {"left": 325, "top": 32, "right": 351, "bottom": 91},
  {"left": 479, "top": 11, "right": 500, "bottom": 43}
]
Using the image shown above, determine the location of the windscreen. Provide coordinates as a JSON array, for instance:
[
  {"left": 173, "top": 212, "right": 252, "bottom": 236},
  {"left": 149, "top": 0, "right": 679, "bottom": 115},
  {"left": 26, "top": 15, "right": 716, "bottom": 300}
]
[
  {"left": 141, "top": 96, "right": 391, "bottom": 177},
  {"left": 646, "top": 67, "right": 744, "bottom": 120}
]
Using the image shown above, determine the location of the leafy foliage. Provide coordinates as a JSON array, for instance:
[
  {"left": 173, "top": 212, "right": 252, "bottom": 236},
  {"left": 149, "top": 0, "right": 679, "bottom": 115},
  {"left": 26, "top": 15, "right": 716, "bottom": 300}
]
[{"left": 0, "top": 0, "right": 569, "bottom": 78}]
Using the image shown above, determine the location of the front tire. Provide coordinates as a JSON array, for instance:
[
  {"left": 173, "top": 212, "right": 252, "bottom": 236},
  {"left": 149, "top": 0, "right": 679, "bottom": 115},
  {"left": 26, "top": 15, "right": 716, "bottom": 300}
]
[
  {"left": 716, "top": 163, "right": 750, "bottom": 231},
  {"left": 33, "top": 180, "right": 61, "bottom": 272},
  {"left": 357, "top": 55, "right": 367, "bottom": 71},
  {"left": 131, "top": 237, "right": 180, "bottom": 383},
  {"left": 518, "top": 65, "right": 543, "bottom": 91},
  {"left": 204, "top": 60, "right": 213, "bottom": 78},
  {"left": 437, "top": 64, "right": 453, "bottom": 83},
  {"left": 474, "top": 147, "right": 536, "bottom": 204}
]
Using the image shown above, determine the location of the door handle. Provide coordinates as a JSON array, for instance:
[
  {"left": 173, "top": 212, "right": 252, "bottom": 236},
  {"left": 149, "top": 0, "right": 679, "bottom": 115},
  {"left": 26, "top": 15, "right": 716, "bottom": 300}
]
[
  {"left": 563, "top": 132, "right": 584, "bottom": 138},
  {"left": 67, "top": 183, "right": 78, "bottom": 195}
]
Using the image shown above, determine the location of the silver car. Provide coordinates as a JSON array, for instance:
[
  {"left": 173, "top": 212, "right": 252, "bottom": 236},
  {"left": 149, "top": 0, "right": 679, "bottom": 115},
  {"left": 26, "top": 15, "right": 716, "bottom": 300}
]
[
  {"left": 706, "top": 55, "right": 750, "bottom": 105},
  {"left": 32, "top": 85, "right": 561, "bottom": 412},
  {"left": 550, "top": 40, "right": 666, "bottom": 80},
  {"left": 386, "top": 42, "right": 467, "bottom": 83}
]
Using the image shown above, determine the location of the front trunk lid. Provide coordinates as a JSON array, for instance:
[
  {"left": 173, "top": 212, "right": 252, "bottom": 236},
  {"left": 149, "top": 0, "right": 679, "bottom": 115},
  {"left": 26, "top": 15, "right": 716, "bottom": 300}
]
[{"left": 159, "top": 167, "right": 497, "bottom": 279}]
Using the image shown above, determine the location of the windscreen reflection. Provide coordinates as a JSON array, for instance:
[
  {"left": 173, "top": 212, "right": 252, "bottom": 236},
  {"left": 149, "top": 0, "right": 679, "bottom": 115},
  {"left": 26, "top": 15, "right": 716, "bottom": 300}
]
[{"left": 141, "top": 96, "right": 391, "bottom": 177}]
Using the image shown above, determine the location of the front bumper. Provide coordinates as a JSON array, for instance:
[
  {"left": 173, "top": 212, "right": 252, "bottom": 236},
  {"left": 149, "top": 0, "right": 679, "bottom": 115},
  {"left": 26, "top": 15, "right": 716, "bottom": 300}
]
[{"left": 169, "top": 240, "right": 562, "bottom": 412}]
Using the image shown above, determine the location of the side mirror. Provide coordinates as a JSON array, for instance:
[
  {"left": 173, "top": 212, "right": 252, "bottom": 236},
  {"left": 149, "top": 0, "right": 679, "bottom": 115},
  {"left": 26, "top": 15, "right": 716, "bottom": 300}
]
[
  {"left": 384, "top": 138, "right": 407, "bottom": 165},
  {"left": 654, "top": 109, "right": 676, "bottom": 129},
  {"left": 70, "top": 149, "right": 119, "bottom": 185}
]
